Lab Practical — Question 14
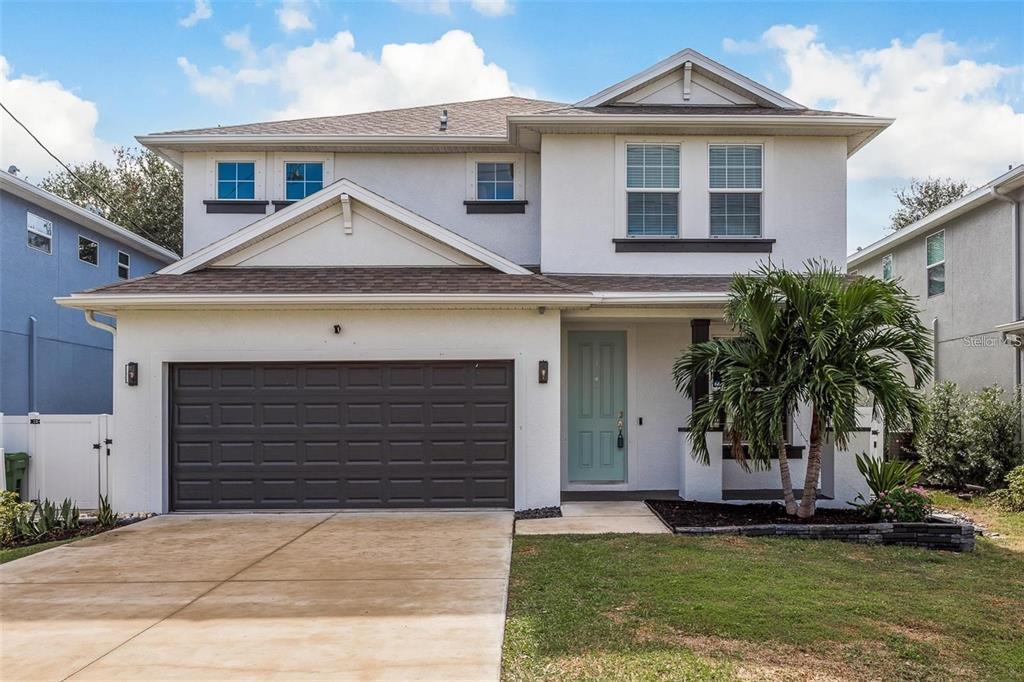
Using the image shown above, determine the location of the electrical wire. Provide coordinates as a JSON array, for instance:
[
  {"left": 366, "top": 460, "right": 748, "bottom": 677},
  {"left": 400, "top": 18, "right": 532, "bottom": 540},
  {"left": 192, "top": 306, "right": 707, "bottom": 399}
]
[{"left": 1, "top": 99, "right": 169, "bottom": 247}]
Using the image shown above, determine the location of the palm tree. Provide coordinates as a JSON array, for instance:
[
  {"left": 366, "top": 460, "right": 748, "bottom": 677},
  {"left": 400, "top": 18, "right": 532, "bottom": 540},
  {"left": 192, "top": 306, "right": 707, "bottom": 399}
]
[
  {"left": 675, "top": 261, "right": 932, "bottom": 518},
  {"left": 674, "top": 271, "right": 802, "bottom": 514}
]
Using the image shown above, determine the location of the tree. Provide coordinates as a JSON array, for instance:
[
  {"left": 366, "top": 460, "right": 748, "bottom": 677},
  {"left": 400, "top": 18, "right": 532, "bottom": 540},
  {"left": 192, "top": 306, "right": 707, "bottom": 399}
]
[
  {"left": 889, "top": 177, "right": 970, "bottom": 231},
  {"left": 674, "top": 262, "right": 934, "bottom": 517},
  {"left": 673, "top": 272, "right": 802, "bottom": 514},
  {"left": 39, "top": 146, "right": 182, "bottom": 254}
]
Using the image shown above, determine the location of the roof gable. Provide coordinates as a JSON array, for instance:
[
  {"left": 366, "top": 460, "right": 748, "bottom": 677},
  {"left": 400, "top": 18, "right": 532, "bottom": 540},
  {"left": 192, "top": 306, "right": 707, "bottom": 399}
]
[
  {"left": 575, "top": 48, "right": 804, "bottom": 110},
  {"left": 162, "top": 179, "right": 531, "bottom": 275}
]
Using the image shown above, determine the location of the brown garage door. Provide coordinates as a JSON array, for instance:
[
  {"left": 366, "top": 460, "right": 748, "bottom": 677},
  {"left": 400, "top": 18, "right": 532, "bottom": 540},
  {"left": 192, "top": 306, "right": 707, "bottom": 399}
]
[{"left": 169, "top": 361, "right": 514, "bottom": 510}]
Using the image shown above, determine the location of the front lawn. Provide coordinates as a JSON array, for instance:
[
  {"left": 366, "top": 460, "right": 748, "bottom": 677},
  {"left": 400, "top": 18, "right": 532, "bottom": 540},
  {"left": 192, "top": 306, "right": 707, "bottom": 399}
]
[
  {"left": 503, "top": 501, "right": 1024, "bottom": 681},
  {"left": 0, "top": 537, "right": 79, "bottom": 564}
]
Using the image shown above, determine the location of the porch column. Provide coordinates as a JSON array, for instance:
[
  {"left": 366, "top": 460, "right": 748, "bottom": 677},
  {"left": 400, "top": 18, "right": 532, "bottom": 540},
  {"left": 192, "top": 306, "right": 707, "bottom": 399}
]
[{"left": 690, "top": 319, "right": 711, "bottom": 412}]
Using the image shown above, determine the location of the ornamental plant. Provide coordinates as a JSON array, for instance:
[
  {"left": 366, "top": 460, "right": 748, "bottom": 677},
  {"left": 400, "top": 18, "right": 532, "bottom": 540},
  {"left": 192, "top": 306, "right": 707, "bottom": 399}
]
[
  {"left": 991, "top": 465, "right": 1024, "bottom": 512},
  {"left": 859, "top": 486, "right": 932, "bottom": 522}
]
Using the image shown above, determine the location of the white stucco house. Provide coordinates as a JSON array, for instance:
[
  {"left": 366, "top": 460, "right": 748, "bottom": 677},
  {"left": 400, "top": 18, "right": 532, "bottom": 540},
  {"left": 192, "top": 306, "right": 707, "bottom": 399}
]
[{"left": 58, "top": 49, "right": 888, "bottom": 513}]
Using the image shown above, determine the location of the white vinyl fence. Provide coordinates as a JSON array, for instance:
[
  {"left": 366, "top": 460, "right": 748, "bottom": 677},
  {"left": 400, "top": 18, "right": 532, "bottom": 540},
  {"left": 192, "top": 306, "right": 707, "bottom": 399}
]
[{"left": 0, "top": 413, "right": 112, "bottom": 509}]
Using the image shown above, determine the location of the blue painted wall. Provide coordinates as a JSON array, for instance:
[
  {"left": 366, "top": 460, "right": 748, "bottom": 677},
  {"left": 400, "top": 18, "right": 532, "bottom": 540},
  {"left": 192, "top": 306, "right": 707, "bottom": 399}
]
[{"left": 1, "top": 190, "right": 167, "bottom": 414}]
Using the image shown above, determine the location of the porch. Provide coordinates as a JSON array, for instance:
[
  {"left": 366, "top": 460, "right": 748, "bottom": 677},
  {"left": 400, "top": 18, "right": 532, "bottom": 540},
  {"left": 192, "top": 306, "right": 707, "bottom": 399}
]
[{"left": 558, "top": 305, "right": 878, "bottom": 510}]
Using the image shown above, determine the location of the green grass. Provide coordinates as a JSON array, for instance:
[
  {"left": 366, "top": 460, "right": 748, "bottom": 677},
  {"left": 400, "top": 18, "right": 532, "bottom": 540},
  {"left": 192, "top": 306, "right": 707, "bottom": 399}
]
[
  {"left": 0, "top": 537, "right": 79, "bottom": 564},
  {"left": 503, "top": 502, "right": 1024, "bottom": 681}
]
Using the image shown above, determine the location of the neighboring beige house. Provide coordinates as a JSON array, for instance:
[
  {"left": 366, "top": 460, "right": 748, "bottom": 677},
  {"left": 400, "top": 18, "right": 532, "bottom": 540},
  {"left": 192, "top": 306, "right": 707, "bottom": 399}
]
[
  {"left": 59, "top": 48, "right": 889, "bottom": 513},
  {"left": 848, "top": 165, "right": 1024, "bottom": 395}
]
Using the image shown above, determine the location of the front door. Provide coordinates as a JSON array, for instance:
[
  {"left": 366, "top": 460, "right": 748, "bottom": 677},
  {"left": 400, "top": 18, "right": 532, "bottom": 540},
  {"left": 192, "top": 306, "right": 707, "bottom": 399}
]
[{"left": 568, "top": 331, "right": 627, "bottom": 482}]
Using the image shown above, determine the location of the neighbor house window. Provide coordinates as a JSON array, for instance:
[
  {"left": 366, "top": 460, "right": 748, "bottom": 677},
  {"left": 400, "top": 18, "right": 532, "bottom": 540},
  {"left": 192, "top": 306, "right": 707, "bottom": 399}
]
[
  {"left": 882, "top": 254, "right": 893, "bottom": 281},
  {"left": 626, "top": 143, "right": 680, "bottom": 237},
  {"left": 217, "top": 162, "right": 256, "bottom": 199},
  {"left": 285, "top": 162, "right": 323, "bottom": 200},
  {"left": 476, "top": 162, "right": 514, "bottom": 200},
  {"left": 709, "top": 144, "right": 762, "bottom": 237},
  {"left": 118, "top": 251, "right": 130, "bottom": 279},
  {"left": 27, "top": 212, "right": 53, "bottom": 254},
  {"left": 78, "top": 236, "right": 98, "bottom": 266},
  {"left": 926, "top": 231, "right": 945, "bottom": 296}
]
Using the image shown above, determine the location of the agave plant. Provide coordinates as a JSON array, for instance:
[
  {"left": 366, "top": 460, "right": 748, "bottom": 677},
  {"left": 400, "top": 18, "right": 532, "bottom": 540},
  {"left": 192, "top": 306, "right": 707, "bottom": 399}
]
[
  {"left": 97, "top": 495, "right": 118, "bottom": 528},
  {"left": 59, "top": 498, "right": 81, "bottom": 531},
  {"left": 855, "top": 453, "right": 924, "bottom": 498}
]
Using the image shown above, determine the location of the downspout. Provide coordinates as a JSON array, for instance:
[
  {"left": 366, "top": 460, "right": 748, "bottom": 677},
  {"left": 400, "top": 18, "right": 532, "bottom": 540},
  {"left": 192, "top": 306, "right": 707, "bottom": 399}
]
[
  {"left": 27, "top": 316, "right": 37, "bottom": 412},
  {"left": 83, "top": 310, "right": 117, "bottom": 336},
  {"left": 931, "top": 317, "right": 939, "bottom": 386},
  {"left": 991, "top": 188, "right": 1021, "bottom": 390}
]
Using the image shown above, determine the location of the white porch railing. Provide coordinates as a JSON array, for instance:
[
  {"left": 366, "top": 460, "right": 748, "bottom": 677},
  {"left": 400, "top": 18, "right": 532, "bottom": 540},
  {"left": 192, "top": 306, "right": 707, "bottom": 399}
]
[{"left": 0, "top": 413, "right": 112, "bottom": 509}]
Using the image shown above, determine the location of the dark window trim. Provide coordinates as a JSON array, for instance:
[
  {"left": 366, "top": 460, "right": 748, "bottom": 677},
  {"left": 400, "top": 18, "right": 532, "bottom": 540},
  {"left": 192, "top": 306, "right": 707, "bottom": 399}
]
[
  {"left": 615, "top": 238, "right": 775, "bottom": 253},
  {"left": 204, "top": 200, "right": 269, "bottom": 215},
  {"left": 723, "top": 444, "right": 805, "bottom": 460},
  {"left": 272, "top": 200, "right": 296, "bottom": 210},
  {"left": 464, "top": 200, "right": 527, "bottom": 214}
]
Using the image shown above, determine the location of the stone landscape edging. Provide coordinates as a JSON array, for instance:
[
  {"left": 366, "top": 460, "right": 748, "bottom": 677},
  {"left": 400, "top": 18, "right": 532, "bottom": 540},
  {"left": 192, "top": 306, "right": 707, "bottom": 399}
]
[{"left": 666, "top": 519, "right": 976, "bottom": 551}]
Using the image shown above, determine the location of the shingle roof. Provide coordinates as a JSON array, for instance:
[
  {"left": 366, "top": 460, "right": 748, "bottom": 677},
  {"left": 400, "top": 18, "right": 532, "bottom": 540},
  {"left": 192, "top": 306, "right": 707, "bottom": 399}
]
[
  {"left": 531, "top": 105, "right": 872, "bottom": 118},
  {"left": 77, "top": 268, "right": 739, "bottom": 297},
  {"left": 152, "top": 97, "right": 565, "bottom": 137},
  {"left": 81, "top": 267, "right": 589, "bottom": 296}
]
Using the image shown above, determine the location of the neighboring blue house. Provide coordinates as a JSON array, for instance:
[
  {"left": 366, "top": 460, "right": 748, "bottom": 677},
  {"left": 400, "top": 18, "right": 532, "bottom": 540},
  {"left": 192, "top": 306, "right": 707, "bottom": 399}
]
[{"left": 0, "top": 170, "right": 178, "bottom": 415}]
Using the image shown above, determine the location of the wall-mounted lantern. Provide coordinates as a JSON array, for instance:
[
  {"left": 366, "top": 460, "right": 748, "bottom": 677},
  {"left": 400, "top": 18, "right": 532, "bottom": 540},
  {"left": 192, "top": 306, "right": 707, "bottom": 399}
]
[
  {"left": 538, "top": 360, "right": 549, "bottom": 384},
  {"left": 125, "top": 362, "right": 139, "bottom": 386}
]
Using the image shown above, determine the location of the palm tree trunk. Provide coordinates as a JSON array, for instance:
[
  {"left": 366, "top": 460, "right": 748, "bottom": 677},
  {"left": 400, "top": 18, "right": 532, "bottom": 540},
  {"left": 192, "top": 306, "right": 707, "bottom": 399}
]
[
  {"left": 777, "top": 438, "right": 797, "bottom": 515},
  {"left": 798, "top": 408, "right": 822, "bottom": 518}
]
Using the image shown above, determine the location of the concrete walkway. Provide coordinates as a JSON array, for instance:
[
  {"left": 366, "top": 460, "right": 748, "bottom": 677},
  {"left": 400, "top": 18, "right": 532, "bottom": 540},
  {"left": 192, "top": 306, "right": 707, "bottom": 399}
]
[
  {"left": 515, "top": 501, "right": 671, "bottom": 535},
  {"left": 0, "top": 511, "right": 514, "bottom": 681}
]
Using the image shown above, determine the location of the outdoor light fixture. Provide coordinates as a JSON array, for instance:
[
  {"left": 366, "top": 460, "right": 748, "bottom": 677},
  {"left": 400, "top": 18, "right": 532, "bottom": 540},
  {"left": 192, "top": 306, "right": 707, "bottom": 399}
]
[
  {"left": 125, "top": 362, "right": 139, "bottom": 386},
  {"left": 333, "top": 324, "right": 343, "bottom": 335},
  {"left": 538, "top": 360, "right": 549, "bottom": 384}
]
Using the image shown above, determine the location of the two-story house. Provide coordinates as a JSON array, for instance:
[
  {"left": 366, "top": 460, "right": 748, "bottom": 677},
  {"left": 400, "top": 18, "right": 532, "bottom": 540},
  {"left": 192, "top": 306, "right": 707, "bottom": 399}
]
[
  {"left": 848, "top": 165, "right": 1024, "bottom": 396},
  {"left": 59, "top": 49, "right": 891, "bottom": 513},
  {"left": 1, "top": 170, "right": 177, "bottom": 415}
]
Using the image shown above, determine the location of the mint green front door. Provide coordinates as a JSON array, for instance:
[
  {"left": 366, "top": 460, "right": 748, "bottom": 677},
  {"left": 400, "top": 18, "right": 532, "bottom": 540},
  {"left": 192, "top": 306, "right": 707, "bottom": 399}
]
[{"left": 568, "top": 331, "right": 627, "bottom": 482}]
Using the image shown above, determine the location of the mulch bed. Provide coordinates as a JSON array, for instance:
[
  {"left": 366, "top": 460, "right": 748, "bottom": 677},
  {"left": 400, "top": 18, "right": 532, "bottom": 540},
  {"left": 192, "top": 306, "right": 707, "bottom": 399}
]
[
  {"left": 515, "top": 506, "right": 563, "bottom": 520},
  {"left": 646, "top": 499, "right": 869, "bottom": 528},
  {"left": 1, "top": 516, "right": 146, "bottom": 550}
]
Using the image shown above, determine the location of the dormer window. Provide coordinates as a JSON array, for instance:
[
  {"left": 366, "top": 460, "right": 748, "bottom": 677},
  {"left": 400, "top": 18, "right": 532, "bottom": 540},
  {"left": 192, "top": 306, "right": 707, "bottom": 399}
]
[
  {"left": 709, "top": 144, "right": 762, "bottom": 237},
  {"left": 626, "top": 143, "right": 680, "bottom": 237}
]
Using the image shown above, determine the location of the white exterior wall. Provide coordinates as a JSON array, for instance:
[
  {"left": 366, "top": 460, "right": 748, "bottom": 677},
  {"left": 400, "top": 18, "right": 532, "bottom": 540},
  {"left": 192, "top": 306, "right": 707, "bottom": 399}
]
[
  {"left": 110, "top": 308, "right": 562, "bottom": 513},
  {"left": 540, "top": 134, "right": 848, "bottom": 274},
  {"left": 183, "top": 151, "right": 542, "bottom": 264}
]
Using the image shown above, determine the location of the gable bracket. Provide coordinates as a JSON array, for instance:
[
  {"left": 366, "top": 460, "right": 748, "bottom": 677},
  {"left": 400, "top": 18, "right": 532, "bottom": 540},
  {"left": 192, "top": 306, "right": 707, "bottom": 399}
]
[
  {"left": 682, "top": 61, "right": 692, "bottom": 101},
  {"left": 340, "top": 193, "right": 353, "bottom": 235}
]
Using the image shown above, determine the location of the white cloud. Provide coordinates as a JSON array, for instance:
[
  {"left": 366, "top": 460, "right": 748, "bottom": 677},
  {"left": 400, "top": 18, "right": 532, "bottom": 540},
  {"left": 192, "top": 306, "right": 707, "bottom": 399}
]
[
  {"left": 223, "top": 27, "right": 256, "bottom": 59},
  {"left": 393, "top": 0, "right": 451, "bottom": 15},
  {"left": 276, "top": 0, "right": 315, "bottom": 32},
  {"left": 179, "top": 0, "right": 212, "bottom": 28},
  {"left": 176, "top": 56, "right": 235, "bottom": 103},
  {"left": 177, "top": 29, "right": 532, "bottom": 119},
  {"left": 471, "top": 0, "right": 513, "bottom": 17},
  {"left": 0, "top": 56, "right": 111, "bottom": 180},
  {"left": 740, "top": 24, "right": 1023, "bottom": 185}
]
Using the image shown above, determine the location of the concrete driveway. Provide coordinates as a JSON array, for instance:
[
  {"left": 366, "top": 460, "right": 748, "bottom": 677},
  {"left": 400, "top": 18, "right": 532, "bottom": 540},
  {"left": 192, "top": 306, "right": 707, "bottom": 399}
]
[{"left": 0, "top": 511, "right": 513, "bottom": 680}]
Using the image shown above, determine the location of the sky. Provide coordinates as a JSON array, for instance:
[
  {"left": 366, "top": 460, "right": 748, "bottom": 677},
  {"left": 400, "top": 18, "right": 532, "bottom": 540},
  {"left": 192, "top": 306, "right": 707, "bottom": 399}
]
[{"left": 1, "top": 0, "right": 1022, "bottom": 254}]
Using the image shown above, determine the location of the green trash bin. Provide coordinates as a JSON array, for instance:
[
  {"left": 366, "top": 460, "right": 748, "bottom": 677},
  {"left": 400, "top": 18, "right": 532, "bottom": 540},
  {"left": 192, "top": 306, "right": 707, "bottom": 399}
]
[{"left": 4, "top": 451, "right": 30, "bottom": 498}]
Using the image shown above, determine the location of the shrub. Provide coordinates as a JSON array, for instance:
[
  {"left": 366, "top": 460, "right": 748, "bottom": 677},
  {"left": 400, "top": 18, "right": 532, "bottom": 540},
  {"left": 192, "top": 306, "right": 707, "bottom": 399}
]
[
  {"left": 859, "top": 486, "right": 933, "bottom": 522},
  {"left": 855, "top": 453, "right": 924, "bottom": 498},
  {"left": 97, "top": 495, "right": 118, "bottom": 528},
  {"left": 917, "top": 382, "right": 1023, "bottom": 489},
  {"left": 991, "top": 465, "right": 1024, "bottom": 512},
  {"left": 0, "top": 491, "right": 35, "bottom": 545}
]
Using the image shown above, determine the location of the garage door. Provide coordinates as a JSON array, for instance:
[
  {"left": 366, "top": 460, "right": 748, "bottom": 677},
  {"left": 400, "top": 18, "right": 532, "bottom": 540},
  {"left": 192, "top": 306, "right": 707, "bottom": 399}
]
[{"left": 169, "top": 361, "right": 514, "bottom": 510}]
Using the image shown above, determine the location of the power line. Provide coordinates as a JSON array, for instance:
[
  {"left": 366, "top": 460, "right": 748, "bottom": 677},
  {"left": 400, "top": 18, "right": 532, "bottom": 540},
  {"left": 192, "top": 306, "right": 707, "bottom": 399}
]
[{"left": 0, "top": 99, "right": 169, "bottom": 248}]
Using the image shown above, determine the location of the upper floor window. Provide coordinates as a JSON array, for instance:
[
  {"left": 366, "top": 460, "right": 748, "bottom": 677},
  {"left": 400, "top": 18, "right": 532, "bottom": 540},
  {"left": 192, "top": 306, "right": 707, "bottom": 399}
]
[
  {"left": 78, "top": 235, "right": 99, "bottom": 266},
  {"left": 27, "top": 212, "right": 53, "bottom": 254},
  {"left": 118, "top": 251, "right": 131, "bottom": 279},
  {"left": 285, "top": 162, "right": 323, "bottom": 200},
  {"left": 626, "top": 143, "right": 680, "bottom": 237},
  {"left": 709, "top": 144, "right": 762, "bottom": 237},
  {"left": 477, "top": 162, "right": 514, "bottom": 200},
  {"left": 926, "top": 231, "right": 945, "bottom": 296},
  {"left": 881, "top": 253, "right": 893, "bottom": 281},
  {"left": 217, "top": 162, "right": 256, "bottom": 200}
]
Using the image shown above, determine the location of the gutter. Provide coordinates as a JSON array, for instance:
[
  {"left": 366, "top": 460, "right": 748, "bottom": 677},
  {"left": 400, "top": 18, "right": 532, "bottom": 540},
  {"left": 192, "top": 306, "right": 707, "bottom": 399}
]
[{"left": 83, "top": 309, "right": 117, "bottom": 336}]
